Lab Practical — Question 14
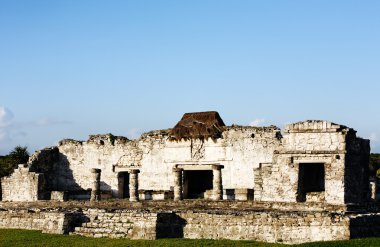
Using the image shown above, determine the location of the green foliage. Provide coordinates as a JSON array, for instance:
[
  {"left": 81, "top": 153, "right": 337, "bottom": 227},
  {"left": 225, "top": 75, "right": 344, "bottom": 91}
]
[
  {"left": 0, "top": 146, "right": 29, "bottom": 177},
  {"left": 370, "top": 153, "right": 380, "bottom": 178},
  {"left": 0, "top": 229, "right": 379, "bottom": 247}
]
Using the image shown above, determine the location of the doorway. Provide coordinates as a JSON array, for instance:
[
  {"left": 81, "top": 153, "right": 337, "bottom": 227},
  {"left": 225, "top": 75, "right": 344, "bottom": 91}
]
[
  {"left": 118, "top": 172, "right": 130, "bottom": 199},
  {"left": 297, "top": 163, "right": 325, "bottom": 202},
  {"left": 183, "top": 170, "right": 213, "bottom": 199}
]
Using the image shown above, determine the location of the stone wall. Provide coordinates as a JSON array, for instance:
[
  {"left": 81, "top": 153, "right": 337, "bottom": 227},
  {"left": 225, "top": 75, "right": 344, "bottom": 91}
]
[
  {"left": 34, "top": 126, "right": 280, "bottom": 198},
  {"left": 72, "top": 209, "right": 157, "bottom": 239},
  {"left": 0, "top": 209, "right": 78, "bottom": 234},
  {"left": 164, "top": 211, "right": 349, "bottom": 244},
  {"left": 1, "top": 165, "right": 46, "bottom": 202},
  {"left": 0, "top": 201, "right": 379, "bottom": 244}
]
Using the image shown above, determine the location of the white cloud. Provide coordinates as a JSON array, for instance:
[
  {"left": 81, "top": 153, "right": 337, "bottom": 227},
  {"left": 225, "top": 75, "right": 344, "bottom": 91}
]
[
  {"left": 127, "top": 128, "right": 142, "bottom": 139},
  {"left": 0, "top": 106, "right": 13, "bottom": 128},
  {"left": 35, "top": 117, "right": 71, "bottom": 126},
  {"left": 368, "top": 133, "right": 378, "bottom": 142},
  {"left": 249, "top": 118, "right": 266, "bottom": 126},
  {"left": 0, "top": 106, "right": 14, "bottom": 141}
]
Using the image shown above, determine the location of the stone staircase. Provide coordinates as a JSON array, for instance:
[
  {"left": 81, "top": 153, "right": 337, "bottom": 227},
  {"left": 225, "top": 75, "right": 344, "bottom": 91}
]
[
  {"left": 70, "top": 209, "right": 157, "bottom": 239},
  {"left": 71, "top": 219, "right": 134, "bottom": 238}
]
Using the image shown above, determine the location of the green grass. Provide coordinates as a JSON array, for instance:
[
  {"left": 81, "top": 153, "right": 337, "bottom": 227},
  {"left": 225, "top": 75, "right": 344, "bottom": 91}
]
[{"left": 0, "top": 229, "right": 380, "bottom": 247}]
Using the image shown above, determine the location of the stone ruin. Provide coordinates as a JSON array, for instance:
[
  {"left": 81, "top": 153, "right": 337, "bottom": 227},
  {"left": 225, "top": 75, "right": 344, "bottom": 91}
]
[{"left": 0, "top": 111, "right": 379, "bottom": 244}]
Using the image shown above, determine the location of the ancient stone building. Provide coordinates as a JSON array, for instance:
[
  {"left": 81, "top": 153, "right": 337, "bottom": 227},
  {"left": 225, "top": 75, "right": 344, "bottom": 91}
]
[{"left": 0, "top": 111, "right": 376, "bottom": 244}]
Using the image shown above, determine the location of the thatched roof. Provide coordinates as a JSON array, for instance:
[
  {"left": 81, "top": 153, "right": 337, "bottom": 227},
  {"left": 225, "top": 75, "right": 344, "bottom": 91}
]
[{"left": 169, "top": 111, "right": 226, "bottom": 141}]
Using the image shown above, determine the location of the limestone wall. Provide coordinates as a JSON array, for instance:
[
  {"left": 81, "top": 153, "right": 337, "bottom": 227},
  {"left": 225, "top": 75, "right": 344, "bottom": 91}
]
[
  {"left": 0, "top": 209, "right": 75, "bottom": 234},
  {"left": 45, "top": 126, "right": 280, "bottom": 197},
  {"left": 1, "top": 165, "right": 46, "bottom": 202},
  {"left": 254, "top": 120, "right": 369, "bottom": 205},
  {"left": 73, "top": 209, "right": 157, "bottom": 239},
  {"left": 72, "top": 208, "right": 350, "bottom": 244},
  {"left": 171, "top": 211, "right": 349, "bottom": 244},
  {"left": 0, "top": 202, "right": 379, "bottom": 244}
]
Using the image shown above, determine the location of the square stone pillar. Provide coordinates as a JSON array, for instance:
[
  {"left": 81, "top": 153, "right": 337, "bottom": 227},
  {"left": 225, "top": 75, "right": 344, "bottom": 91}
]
[
  {"left": 212, "top": 165, "right": 224, "bottom": 201},
  {"left": 173, "top": 168, "right": 183, "bottom": 201},
  {"left": 129, "top": 169, "right": 140, "bottom": 202},
  {"left": 90, "top": 168, "right": 101, "bottom": 201}
]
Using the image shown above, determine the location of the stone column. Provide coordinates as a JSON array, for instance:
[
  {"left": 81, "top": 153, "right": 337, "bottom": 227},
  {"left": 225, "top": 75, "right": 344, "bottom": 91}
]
[
  {"left": 129, "top": 169, "right": 140, "bottom": 202},
  {"left": 173, "top": 168, "right": 183, "bottom": 201},
  {"left": 90, "top": 168, "right": 101, "bottom": 201},
  {"left": 212, "top": 165, "right": 223, "bottom": 201},
  {"left": 371, "top": 180, "right": 377, "bottom": 201}
]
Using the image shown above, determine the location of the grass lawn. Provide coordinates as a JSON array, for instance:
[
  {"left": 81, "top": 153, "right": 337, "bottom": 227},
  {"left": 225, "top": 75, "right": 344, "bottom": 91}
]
[{"left": 0, "top": 229, "right": 380, "bottom": 247}]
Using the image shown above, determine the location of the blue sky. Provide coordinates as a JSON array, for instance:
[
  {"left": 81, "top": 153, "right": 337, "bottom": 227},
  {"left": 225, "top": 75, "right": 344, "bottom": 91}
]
[{"left": 0, "top": 1, "right": 379, "bottom": 155}]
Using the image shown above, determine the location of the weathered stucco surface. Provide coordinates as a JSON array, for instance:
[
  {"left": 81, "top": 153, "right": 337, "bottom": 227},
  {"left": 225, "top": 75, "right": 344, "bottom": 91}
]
[{"left": 28, "top": 125, "right": 281, "bottom": 199}]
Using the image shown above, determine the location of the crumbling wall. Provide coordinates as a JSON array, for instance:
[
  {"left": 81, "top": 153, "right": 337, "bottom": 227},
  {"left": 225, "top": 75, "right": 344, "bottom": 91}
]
[
  {"left": 56, "top": 135, "right": 132, "bottom": 196},
  {"left": 28, "top": 147, "right": 60, "bottom": 191},
  {"left": 72, "top": 207, "right": 350, "bottom": 244},
  {"left": 1, "top": 165, "right": 46, "bottom": 202},
  {"left": 0, "top": 209, "right": 79, "bottom": 234},
  {"left": 15, "top": 118, "right": 368, "bottom": 204},
  {"left": 51, "top": 126, "right": 280, "bottom": 197}
]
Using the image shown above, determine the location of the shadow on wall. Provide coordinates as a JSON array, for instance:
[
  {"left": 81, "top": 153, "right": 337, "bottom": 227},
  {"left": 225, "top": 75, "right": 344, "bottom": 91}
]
[
  {"left": 29, "top": 149, "right": 112, "bottom": 199},
  {"left": 156, "top": 212, "right": 187, "bottom": 238},
  {"left": 350, "top": 214, "right": 380, "bottom": 238},
  {"left": 53, "top": 153, "right": 112, "bottom": 199}
]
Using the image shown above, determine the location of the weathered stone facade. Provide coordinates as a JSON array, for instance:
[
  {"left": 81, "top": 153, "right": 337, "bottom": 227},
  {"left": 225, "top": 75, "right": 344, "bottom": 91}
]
[
  {"left": 254, "top": 120, "right": 370, "bottom": 205},
  {"left": 0, "top": 111, "right": 375, "bottom": 243}
]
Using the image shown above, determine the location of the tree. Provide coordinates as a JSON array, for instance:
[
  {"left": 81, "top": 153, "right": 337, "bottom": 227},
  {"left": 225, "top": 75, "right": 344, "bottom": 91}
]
[
  {"left": 0, "top": 146, "right": 29, "bottom": 177},
  {"left": 369, "top": 153, "right": 380, "bottom": 178}
]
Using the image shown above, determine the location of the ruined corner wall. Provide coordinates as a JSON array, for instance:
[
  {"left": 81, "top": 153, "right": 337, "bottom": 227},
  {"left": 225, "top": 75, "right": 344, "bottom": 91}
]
[
  {"left": 255, "top": 121, "right": 369, "bottom": 205},
  {"left": 1, "top": 165, "right": 46, "bottom": 202}
]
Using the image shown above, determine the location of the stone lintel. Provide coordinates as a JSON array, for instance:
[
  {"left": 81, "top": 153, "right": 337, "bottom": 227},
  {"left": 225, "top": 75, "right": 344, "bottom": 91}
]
[
  {"left": 176, "top": 164, "right": 223, "bottom": 170},
  {"left": 113, "top": 166, "right": 141, "bottom": 173}
]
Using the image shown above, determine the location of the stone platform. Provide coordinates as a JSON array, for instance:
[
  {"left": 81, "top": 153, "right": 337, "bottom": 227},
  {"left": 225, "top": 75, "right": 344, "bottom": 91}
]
[{"left": 0, "top": 200, "right": 380, "bottom": 244}]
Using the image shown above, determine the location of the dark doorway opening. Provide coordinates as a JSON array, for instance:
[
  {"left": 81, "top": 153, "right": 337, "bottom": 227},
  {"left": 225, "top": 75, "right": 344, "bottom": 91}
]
[
  {"left": 183, "top": 170, "right": 213, "bottom": 199},
  {"left": 118, "top": 172, "right": 130, "bottom": 199},
  {"left": 297, "top": 163, "right": 325, "bottom": 202}
]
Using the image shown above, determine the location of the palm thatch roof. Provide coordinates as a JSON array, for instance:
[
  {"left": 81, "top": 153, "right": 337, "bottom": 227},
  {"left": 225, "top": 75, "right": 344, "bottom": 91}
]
[{"left": 169, "top": 111, "right": 226, "bottom": 141}]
